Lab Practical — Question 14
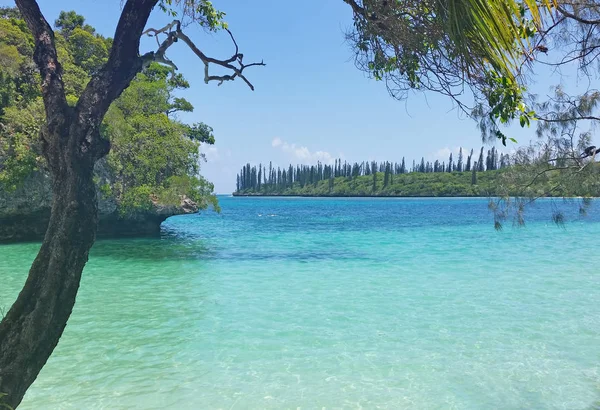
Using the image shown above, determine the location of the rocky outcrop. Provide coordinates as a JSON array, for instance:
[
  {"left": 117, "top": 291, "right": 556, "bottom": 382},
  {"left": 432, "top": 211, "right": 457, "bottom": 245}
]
[{"left": 0, "top": 167, "right": 198, "bottom": 243}]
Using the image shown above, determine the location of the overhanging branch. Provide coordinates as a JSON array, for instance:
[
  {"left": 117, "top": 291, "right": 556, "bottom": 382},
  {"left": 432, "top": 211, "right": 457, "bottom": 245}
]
[{"left": 142, "top": 21, "right": 265, "bottom": 90}]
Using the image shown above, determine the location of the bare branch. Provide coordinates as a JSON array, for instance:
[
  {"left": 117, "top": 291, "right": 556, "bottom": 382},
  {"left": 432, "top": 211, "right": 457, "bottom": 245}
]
[
  {"left": 143, "top": 20, "right": 265, "bottom": 91},
  {"left": 557, "top": 4, "right": 600, "bottom": 25}
]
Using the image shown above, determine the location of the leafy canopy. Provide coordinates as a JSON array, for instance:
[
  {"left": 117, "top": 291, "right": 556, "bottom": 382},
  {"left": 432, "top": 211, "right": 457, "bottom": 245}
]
[
  {"left": 346, "top": 0, "right": 553, "bottom": 145},
  {"left": 0, "top": 9, "right": 218, "bottom": 212}
]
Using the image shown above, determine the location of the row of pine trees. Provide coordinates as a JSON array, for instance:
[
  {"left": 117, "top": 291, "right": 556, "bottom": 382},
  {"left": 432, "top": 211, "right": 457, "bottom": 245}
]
[{"left": 236, "top": 147, "right": 509, "bottom": 193}]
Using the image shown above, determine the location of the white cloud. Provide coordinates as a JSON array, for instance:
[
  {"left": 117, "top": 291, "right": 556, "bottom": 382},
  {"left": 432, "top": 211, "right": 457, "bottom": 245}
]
[
  {"left": 271, "top": 138, "right": 335, "bottom": 165},
  {"left": 431, "top": 146, "right": 462, "bottom": 161},
  {"left": 203, "top": 146, "right": 220, "bottom": 162}
]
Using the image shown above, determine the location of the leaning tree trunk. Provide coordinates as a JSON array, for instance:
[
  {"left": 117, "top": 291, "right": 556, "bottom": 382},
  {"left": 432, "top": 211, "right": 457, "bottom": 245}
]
[
  {"left": 0, "top": 119, "right": 100, "bottom": 408},
  {"left": 0, "top": 1, "right": 157, "bottom": 406}
]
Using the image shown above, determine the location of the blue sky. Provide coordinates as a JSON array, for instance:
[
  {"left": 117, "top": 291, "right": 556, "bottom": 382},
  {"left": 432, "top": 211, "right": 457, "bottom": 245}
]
[{"left": 3, "top": 0, "right": 576, "bottom": 193}]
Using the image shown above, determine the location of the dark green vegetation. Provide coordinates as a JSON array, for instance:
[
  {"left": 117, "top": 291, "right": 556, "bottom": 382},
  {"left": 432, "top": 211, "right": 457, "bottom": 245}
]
[
  {"left": 0, "top": 8, "right": 218, "bottom": 214},
  {"left": 237, "top": 168, "right": 506, "bottom": 197},
  {"left": 235, "top": 146, "right": 600, "bottom": 199},
  {"left": 235, "top": 147, "right": 514, "bottom": 196}
]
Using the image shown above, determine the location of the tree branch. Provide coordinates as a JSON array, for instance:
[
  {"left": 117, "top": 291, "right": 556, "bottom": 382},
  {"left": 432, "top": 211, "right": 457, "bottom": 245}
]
[
  {"left": 76, "top": 0, "right": 159, "bottom": 159},
  {"left": 343, "top": 0, "right": 366, "bottom": 16},
  {"left": 537, "top": 114, "right": 600, "bottom": 123},
  {"left": 14, "top": 0, "right": 68, "bottom": 129},
  {"left": 142, "top": 20, "right": 265, "bottom": 91},
  {"left": 556, "top": 4, "right": 600, "bottom": 25}
]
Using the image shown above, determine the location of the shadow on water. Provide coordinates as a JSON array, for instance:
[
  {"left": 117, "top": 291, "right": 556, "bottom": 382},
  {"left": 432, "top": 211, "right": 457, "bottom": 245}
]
[{"left": 89, "top": 231, "right": 217, "bottom": 262}]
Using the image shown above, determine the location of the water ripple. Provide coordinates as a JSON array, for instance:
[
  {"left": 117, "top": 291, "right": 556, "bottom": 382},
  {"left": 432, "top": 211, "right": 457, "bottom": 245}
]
[{"left": 1, "top": 197, "right": 600, "bottom": 409}]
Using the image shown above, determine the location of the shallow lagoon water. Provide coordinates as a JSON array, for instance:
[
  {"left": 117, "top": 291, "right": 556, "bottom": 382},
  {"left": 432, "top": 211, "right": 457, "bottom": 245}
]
[{"left": 2, "top": 197, "right": 600, "bottom": 409}]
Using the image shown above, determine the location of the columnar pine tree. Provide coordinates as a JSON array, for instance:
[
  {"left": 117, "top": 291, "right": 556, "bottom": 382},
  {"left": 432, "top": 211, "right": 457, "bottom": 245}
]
[
  {"left": 257, "top": 165, "right": 262, "bottom": 191},
  {"left": 372, "top": 170, "right": 377, "bottom": 192},
  {"left": 383, "top": 162, "right": 390, "bottom": 187},
  {"left": 235, "top": 144, "right": 506, "bottom": 195},
  {"left": 478, "top": 148, "right": 485, "bottom": 172},
  {"left": 466, "top": 149, "right": 473, "bottom": 171}
]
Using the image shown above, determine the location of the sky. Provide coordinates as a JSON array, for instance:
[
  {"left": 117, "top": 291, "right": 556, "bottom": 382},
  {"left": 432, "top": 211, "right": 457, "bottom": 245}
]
[{"left": 1, "top": 0, "right": 583, "bottom": 193}]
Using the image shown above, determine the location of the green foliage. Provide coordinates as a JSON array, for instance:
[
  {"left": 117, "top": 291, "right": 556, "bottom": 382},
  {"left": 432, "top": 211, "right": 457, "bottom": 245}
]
[
  {"left": 105, "top": 113, "right": 200, "bottom": 189},
  {"left": 185, "top": 122, "right": 215, "bottom": 144},
  {"left": 0, "top": 9, "right": 218, "bottom": 214},
  {"left": 54, "top": 10, "right": 86, "bottom": 35},
  {"left": 235, "top": 160, "right": 594, "bottom": 198},
  {"left": 238, "top": 170, "right": 502, "bottom": 197},
  {"left": 477, "top": 70, "right": 535, "bottom": 145},
  {"left": 102, "top": 66, "right": 218, "bottom": 213},
  {"left": 120, "top": 185, "right": 155, "bottom": 214},
  {"left": 0, "top": 16, "right": 36, "bottom": 114},
  {"left": 158, "top": 0, "right": 227, "bottom": 30},
  {"left": 349, "top": 0, "right": 551, "bottom": 102},
  {"left": 0, "top": 7, "right": 21, "bottom": 20},
  {"left": 161, "top": 175, "right": 220, "bottom": 211},
  {"left": 0, "top": 99, "right": 44, "bottom": 191},
  {"left": 67, "top": 27, "right": 109, "bottom": 74},
  {"left": 99, "top": 183, "right": 112, "bottom": 199}
]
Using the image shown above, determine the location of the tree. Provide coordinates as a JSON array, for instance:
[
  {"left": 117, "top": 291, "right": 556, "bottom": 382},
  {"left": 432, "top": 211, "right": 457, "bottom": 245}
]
[
  {"left": 0, "top": 1, "right": 264, "bottom": 407},
  {"left": 383, "top": 162, "right": 390, "bottom": 187},
  {"left": 457, "top": 147, "right": 463, "bottom": 172},
  {"left": 345, "top": 0, "right": 550, "bottom": 142},
  {"left": 466, "top": 149, "right": 473, "bottom": 172},
  {"left": 478, "top": 147, "right": 485, "bottom": 172},
  {"left": 472, "top": 162, "right": 477, "bottom": 185},
  {"left": 257, "top": 164, "right": 262, "bottom": 191},
  {"left": 54, "top": 10, "right": 86, "bottom": 37},
  {"left": 470, "top": 2, "right": 600, "bottom": 225},
  {"left": 372, "top": 169, "right": 377, "bottom": 192},
  {"left": 448, "top": 153, "right": 453, "bottom": 173}
]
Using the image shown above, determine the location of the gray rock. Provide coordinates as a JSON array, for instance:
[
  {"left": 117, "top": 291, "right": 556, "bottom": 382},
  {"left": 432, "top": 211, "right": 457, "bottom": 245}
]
[{"left": 0, "top": 164, "right": 198, "bottom": 243}]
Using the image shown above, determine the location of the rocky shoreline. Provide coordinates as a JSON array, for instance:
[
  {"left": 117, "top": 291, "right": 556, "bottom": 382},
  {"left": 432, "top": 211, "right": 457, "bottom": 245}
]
[{"left": 0, "top": 171, "right": 198, "bottom": 243}]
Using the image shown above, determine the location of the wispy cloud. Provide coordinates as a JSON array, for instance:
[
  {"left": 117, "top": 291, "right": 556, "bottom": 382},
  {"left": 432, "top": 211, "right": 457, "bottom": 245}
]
[
  {"left": 203, "top": 146, "right": 220, "bottom": 162},
  {"left": 271, "top": 138, "right": 336, "bottom": 165},
  {"left": 431, "top": 146, "right": 463, "bottom": 161}
]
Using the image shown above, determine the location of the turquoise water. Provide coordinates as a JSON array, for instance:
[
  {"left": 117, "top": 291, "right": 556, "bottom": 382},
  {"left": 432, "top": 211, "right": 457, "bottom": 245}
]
[{"left": 2, "top": 197, "right": 600, "bottom": 409}]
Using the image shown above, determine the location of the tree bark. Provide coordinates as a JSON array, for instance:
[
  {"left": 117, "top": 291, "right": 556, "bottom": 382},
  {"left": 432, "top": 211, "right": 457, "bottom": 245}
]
[
  {"left": 0, "top": 120, "right": 98, "bottom": 409},
  {"left": 0, "top": 0, "right": 158, "bottom": 407}
]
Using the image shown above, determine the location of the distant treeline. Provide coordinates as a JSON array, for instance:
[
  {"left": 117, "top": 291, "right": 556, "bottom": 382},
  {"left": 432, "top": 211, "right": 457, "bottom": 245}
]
[{"left": 235, "top": 147, "right": 509, "bottom": 194}]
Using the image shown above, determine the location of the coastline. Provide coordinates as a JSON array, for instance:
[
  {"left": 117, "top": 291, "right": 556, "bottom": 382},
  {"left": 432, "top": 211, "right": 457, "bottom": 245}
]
[{"left": 230, "top": 193, "right": 596, "bottom": 199}]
